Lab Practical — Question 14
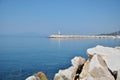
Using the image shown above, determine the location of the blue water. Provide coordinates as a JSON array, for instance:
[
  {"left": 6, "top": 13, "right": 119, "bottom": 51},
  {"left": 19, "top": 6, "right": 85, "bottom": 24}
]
[{"left": 0, "top": 36, "right": 120, "bottom": 80}]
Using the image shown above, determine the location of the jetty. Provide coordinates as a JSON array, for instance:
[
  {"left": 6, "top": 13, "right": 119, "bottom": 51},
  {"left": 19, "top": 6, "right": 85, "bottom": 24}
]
[
  {"left": 48, "top": 34, "right": 117, "bottom": 38},
  {"left": 48, "top": 31, "right": 120, "bottom": 38}
]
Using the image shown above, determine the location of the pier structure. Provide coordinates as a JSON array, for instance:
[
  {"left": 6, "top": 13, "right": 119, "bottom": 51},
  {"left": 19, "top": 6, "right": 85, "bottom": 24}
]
[{"left": 48, "top": 35, "right": 118, "bottom": 38}]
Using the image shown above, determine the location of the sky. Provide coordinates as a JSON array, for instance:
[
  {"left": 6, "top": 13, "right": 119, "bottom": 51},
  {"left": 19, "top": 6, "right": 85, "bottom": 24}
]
[{"left": 0, "top": 0, "right": 120, "bottom": 35}]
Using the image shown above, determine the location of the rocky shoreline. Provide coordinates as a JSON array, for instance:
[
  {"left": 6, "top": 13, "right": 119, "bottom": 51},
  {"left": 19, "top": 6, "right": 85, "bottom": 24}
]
[{"left": 26, "top": 45, "right": 120, "bottom": 80}]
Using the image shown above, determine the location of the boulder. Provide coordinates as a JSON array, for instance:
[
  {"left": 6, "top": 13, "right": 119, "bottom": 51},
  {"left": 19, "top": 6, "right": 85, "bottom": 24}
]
[
  {"left": 54, "top": 56, "right": 85, "bottom": 80},
  {"left": 80, "top": 54, "right": 115, "bottom": 80},
  {"left": 25, "top": 76, "right": 40, "bottom": 80},
  {"left": 71, "top": 56, "right": 85, "bottom": 68},
  {"left": 117, "top": 69, "right": 120, "bottom": 80},
  {"left": 54, "top": 74, "right": 64, "bottom": 80},
  {"left": 26, "top": 72, "right": 48, "bottom": 80},
  {"left": 87, "top": 45, "right": 120, "bottom": 72},
  {"left": 54, "top": 66, "right": 76, "bottom": 80}
]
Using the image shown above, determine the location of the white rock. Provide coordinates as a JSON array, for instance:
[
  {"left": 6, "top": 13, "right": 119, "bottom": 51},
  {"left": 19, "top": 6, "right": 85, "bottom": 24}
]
[
  {"left": 87, "top": 45, "right": 120, "bottom": 56},
  {"left": 117, "top": 69, "right": 120, "bottom": 80},
  {"left": 87, "top": 45, "right": 120, "bottom": 72},
  {"left": 80, "top": 54, "right": 115, "bottom": 80},
  {"left": 54, "top": 56, "right": 85, "bottom": 80},
  {"left": 54, "top": 66, "right": 76, "bottom": 80},
  {"left": 54, "top": 74, "right": 64, "bottom": 80},
  {"left": 71, "top": 56, "right": 86, "bottom": 68},
  {"left": 25, "top": 76, "right": 40, "bottom": 80},
  {"left": 25, "top": 72, "right": 48, "bottom": 80}
]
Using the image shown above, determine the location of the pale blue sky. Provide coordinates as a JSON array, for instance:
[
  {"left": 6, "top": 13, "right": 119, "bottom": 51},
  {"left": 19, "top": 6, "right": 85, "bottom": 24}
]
[{"left": 0, "top": 0, "right": 120, "bottom": 35}]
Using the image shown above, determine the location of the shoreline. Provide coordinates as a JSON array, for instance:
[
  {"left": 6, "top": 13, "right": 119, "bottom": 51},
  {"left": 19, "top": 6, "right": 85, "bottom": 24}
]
[{"left": 48, "top": 34, "right": 120, "bottom": 38}]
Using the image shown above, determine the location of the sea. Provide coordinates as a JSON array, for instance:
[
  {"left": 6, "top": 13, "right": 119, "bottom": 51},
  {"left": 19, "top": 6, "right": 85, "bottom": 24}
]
[{"left": 0, "top": 36, "right": 120, "bottom": 80}]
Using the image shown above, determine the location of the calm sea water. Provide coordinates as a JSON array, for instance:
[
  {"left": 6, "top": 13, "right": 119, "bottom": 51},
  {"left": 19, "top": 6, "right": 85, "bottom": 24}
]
[{"left": 0, "top": 36, "right": 120, "bottom": 80}]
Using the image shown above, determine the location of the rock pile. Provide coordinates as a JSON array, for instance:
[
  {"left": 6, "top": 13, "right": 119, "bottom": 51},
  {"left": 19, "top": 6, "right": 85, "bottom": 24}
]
[
  {"left": 26, "top": 45, "right": 120, "bottom": 80},
  {"left": 54, "top": 45, "right": 120, "bottom": 80}
]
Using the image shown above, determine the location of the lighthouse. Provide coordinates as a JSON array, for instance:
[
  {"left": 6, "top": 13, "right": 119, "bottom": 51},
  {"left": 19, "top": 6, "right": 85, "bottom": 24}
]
[{"left": 58, "top": 31, "right": 61, "bottom": 35}]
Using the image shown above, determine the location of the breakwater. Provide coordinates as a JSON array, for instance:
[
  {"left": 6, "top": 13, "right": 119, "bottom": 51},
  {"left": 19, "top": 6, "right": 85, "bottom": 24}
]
[{"left": 48, "top": 35, "right": 119, "bottom": 38}]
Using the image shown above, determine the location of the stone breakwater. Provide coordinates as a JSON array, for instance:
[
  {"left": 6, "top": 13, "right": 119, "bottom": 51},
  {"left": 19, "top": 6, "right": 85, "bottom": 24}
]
[
  {"left": 25, "top": 45, "right": 120, "bottom": 80},
  {"left": 48, "top": 35, "right": 119, "bottom": 38}
]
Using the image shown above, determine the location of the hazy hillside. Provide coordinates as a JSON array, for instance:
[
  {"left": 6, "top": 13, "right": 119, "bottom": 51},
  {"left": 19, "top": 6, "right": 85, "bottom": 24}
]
[{"left": 99, "top": 31, "right": 120, "bottom": 36}]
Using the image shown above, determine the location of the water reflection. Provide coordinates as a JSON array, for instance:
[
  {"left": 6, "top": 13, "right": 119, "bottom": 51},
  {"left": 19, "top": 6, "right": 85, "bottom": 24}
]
[
  {"left": 49, "top": 38, "right": 120, "bottom": 48},
  {"left": 49, "top": 38, "right": 62, "bottom": 48}
]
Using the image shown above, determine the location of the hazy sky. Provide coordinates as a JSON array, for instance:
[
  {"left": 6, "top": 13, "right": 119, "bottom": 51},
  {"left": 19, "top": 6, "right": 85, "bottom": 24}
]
[{"left": 0, "top": 0, "right": 120, "bottom": 35}]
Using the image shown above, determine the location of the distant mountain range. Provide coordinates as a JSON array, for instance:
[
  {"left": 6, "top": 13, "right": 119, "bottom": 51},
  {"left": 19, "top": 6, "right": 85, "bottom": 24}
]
[{"left": 99, "top": 30, "right": 120, "bottom": 36}]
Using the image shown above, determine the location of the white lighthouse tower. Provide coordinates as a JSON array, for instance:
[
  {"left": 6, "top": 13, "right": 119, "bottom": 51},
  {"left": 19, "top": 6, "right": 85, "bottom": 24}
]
[{"left": 58, "top": 30, "right": 61, "bottom": 35}]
